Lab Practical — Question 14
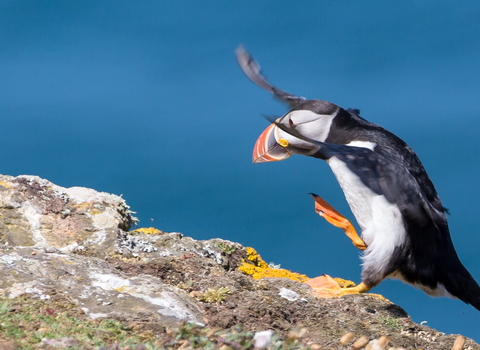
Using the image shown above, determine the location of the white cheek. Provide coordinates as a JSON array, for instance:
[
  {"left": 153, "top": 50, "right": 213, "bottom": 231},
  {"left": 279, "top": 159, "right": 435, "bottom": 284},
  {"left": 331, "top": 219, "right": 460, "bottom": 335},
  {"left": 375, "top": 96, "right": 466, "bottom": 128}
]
[
  {"left": 274, "top": 110, "right": 336, "bottom": 146},
  {"left": 291, "top": 110, "right": 335, "bottom": 143},
  {"left": 296, "top": 122, "right": 330, "bottom": 143}
]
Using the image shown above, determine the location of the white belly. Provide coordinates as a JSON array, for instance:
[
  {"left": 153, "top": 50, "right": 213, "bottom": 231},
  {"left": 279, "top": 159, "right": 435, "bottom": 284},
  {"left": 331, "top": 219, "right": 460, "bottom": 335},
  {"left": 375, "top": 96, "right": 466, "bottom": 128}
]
[
  {"left": 388, "top": 271, "right": 454, "bottom": 298},
  {"left": 327, "top": 157, "right": 407, "bottom": 282},
  {"left": 326, "top": 157, "right": 373, "bottom": 232}
]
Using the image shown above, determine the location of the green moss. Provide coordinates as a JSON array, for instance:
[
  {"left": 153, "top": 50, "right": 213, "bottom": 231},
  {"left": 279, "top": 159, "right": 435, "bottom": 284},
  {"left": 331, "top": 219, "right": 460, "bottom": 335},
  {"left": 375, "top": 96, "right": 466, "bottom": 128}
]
[
  {"left": 198, "top": 287, "right": 231, "bottom": 303},
  {"left": 0, "top": 294, "right": 321, "bottom": 349},
  {"left": 0, "top": 294, "right": 156, "bottom": 349},
  {"left": 217, "top": 242, "right": 237, "bottom": 254},
  {"left": 378, "top": 316, "right": 402, "bottom": 331}
]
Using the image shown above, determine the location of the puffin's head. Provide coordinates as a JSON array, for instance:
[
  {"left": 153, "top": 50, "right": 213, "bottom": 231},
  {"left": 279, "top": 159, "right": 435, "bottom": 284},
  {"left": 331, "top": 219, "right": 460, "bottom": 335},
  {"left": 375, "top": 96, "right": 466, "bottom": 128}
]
[{"left": 253, "top": 100, "right": 339, "bottom": 163}]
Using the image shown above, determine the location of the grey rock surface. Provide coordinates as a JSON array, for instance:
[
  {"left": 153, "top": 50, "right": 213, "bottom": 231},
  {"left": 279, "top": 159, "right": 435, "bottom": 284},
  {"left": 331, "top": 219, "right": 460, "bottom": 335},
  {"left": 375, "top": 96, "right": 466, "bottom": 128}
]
[
  {"left": 0, "top": 174, "right": 478, "bottom": 350},
  {"left": 0, "top": 174, "right": 136, "bottom": 250},
  {"left": 0, "top": 246, "right": 203, "bottom": 326}
]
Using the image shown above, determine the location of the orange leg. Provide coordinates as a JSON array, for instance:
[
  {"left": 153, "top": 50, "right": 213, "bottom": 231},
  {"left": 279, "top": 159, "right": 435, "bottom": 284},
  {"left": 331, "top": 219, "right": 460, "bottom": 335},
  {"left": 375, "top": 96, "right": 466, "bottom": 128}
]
[{"left": 310, "top": 193, "right": 367, "bottom": 250}]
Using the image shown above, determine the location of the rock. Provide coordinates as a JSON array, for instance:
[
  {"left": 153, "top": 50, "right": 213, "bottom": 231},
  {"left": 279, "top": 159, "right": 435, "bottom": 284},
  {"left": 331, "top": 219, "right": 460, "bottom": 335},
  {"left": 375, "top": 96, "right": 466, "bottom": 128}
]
[
  {"left": 0, "top": 247, "right": 203, "bottom": 326},
  {"left": 0, "top": 174, "right": 478, "bottom": 350},
  {"left": 0, "top": 174, "right": 137, "bottom": 251}
]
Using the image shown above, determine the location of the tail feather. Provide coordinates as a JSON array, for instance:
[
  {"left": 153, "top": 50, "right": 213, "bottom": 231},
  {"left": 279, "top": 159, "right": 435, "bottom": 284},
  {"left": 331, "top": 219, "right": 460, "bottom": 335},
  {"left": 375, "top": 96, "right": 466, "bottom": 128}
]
[{"left": 443, "top": 267, "right": 480, "bottom": 311}]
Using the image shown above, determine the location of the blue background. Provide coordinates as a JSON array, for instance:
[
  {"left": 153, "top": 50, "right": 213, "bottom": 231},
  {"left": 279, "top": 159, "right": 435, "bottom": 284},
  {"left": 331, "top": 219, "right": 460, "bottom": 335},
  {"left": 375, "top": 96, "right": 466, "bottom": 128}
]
[{"left": 2, "top": 0, "right": 480, "bottom": 341}]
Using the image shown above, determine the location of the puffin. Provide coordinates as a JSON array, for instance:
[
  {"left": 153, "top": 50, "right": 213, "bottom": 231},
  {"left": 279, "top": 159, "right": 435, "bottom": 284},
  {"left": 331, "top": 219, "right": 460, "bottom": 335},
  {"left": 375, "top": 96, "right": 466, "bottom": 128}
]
[{"left": 236, "top": 45, "right": 480, "bottom": 310}]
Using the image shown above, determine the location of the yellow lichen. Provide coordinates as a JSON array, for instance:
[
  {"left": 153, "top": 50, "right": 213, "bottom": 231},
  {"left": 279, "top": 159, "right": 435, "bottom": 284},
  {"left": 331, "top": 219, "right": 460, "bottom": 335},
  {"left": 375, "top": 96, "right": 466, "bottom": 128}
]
[
  {"left": 238, "top": 247, "right": 309, "bottom": 282},
  {"left": 244, "top": 247, "right": 268, "bottom": 268},
  {"left": 89, "top": 209, "right": 103, "bottom": 215},
  {"left": 332, "top": 277, "right": 356, "bottom": 288},
  {"left": 0, "top": 181, "right": 11, "bottom": 188},
  {"left": 367, "top": 293, "right": 390, "bottom": 301},
  {"left": 73, "top": 202, "right": 92, "bottom": 209},
  {"left": 114, "top": 286, "right": 133, "bottom": 293},
  {"left": 239, "top": 248, "right": 388, "bottom": 300},
  {"left": 129, "top": 227, "right": 163, "bottom": 235}
]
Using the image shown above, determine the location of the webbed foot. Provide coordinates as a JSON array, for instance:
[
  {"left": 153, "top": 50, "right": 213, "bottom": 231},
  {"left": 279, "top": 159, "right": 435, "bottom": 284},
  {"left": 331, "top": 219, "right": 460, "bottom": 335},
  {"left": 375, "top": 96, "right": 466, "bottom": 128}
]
[
  {"left": 305, "top": 275, "right": 371, "bottom": 298},
  {"left": 310, "top": 193, "right": 367, "bottom": 250}
]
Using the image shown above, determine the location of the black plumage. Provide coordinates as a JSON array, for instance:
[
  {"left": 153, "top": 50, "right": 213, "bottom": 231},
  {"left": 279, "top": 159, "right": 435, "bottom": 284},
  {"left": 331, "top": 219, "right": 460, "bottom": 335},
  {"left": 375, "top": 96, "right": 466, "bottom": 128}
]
[
  {"left": 238, "top": 45, "right": 480, "bottom": 310},
  {"left": 274, "top": 121, "right": 480, "bottom": 309}
]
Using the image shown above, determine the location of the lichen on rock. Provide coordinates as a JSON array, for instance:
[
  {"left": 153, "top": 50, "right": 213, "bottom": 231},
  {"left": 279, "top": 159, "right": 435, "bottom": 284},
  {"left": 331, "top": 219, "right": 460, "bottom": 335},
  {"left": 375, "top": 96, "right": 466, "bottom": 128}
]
[
  {"left": 0, "top": 174, "right": 138, "bottom": 251},
  {"left": 238, "top": 247, "right": 309, "bottom": 282},
  {"left": 0, "top": 174, "right": 478, "bottom": 350},
  {"left": 130, "top": 227, "right": 164, "bottom": 235}
]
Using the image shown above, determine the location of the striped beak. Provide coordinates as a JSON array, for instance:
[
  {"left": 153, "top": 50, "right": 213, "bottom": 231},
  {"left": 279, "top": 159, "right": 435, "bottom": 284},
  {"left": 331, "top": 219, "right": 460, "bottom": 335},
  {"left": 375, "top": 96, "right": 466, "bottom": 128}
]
[{"left": 252, "top": 123, "right": 291, "bottom": 163}]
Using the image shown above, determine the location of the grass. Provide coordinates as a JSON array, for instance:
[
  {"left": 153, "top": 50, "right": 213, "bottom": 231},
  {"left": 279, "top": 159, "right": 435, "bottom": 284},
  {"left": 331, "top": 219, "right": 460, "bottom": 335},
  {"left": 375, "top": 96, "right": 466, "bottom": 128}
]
[
  {"left": 378, "top": 316, "right": 402, "bottom": 331},
  {"left": 0, "top": 294, "right": 156, "bottom": 349},
  {"left": 159, "top": 323, "right": 317, "bottom": 350},
  {"left": 198, "top": 287, "right": 231, "bottom": 303},
  {"left": 0, "top": 294, "right": 318, "bottom": 349},
  {"left": 217, "top": 242, "right": 237, "bottom": 255}
]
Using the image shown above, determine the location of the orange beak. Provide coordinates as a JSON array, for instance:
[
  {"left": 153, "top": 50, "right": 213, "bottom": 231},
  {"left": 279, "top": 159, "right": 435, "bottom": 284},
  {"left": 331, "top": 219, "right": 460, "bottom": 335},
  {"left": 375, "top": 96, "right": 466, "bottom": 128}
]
[{"left": 252, "top": 123, "right": 291, "bottom": 163}]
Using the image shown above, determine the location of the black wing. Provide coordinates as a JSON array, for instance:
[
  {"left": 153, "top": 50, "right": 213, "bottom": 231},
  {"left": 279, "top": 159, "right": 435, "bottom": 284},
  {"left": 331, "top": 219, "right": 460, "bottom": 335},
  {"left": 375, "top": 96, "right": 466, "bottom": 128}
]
[
  {"left": 274, "top": 121, "right": 446, "bottom": 227},
  {"left": 235, "top": 45, "right": 306, "bottom": 108}
]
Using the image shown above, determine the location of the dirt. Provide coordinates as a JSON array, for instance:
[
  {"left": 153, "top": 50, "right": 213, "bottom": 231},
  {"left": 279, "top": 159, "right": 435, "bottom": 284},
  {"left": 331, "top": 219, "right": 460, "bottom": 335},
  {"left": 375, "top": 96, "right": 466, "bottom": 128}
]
[
  {"left": 1, "top": 174, "right": 478, "bottom": 350},
  {"left": 104, "top": 251, "right": 477, "bottom": 350}
]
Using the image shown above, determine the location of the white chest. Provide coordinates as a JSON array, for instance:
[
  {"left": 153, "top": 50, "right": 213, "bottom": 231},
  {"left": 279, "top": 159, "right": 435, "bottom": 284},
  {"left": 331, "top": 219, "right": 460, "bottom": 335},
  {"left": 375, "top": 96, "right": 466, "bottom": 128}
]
[
  {"left": 327, "top": 157, "right": 407, "bottom": 278},
  {"left": 326, "top": 157, "right": 373, "bottom": 232}
]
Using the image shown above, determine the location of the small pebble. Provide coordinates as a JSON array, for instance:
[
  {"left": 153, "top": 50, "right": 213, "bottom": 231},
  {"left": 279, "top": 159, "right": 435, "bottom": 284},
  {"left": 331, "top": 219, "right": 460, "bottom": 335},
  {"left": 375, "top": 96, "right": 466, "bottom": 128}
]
[
  {"left": 288, "top": 325, "right": 307, "bottom": 339},
  {"left": 339, "top": 332, "right": 355, "bottom": 345},
  {"left": 452, "top": 335, "right": 465, "bottom": 350},
  {"left": 377, "top": 336, "right": 390, "bottom": 349},
  {"left": 253, "top": 330, "right": 273, "bottom": 349},
  {"left": 366, "top": 336, "right": 390, "bottom": 350},
  {"left": 44, "top": 246, "right": 59, "bottom": 253},
  {"left": 352, "top": 336, "right": 369, "bottom": 349}
]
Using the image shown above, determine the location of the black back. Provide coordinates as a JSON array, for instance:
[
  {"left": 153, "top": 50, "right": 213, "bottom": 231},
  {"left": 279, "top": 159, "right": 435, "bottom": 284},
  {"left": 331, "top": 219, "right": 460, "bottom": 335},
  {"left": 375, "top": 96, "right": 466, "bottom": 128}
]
[
  {"left": 275, "top": 120, "right": 480, "bottom": 310},
  {"left": 325, "top": 107, "right": 445, "bottom": 214}
]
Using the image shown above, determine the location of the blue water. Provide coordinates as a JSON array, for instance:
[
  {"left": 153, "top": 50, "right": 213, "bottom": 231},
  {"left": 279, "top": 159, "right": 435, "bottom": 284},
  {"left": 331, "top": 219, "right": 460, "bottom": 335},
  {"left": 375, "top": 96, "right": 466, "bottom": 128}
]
[{"left": 2, "top": 0, "right": 480, "bottom": 341}]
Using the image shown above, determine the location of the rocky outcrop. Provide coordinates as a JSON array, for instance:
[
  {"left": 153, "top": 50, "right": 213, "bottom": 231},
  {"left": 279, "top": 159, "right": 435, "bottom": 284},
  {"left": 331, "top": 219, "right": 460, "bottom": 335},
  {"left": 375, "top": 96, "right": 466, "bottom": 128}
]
[{"left": 0, "top": 174, "right": 477, "bottom": 349}]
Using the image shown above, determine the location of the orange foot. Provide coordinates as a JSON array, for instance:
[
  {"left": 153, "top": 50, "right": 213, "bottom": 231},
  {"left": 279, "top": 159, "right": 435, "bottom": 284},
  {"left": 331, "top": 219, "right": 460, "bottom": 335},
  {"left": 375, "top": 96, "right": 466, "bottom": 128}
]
[
  {"left": 310, "top": 193, "right": 367, "bottom": 250},
  {"left": 305, "top": 275, "right": 371, "bottom": 298}
]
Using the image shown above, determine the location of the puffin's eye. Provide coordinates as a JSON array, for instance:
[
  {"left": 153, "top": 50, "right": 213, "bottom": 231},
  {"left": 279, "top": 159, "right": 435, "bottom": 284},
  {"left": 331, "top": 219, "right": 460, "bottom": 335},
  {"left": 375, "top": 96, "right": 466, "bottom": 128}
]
[{"left": 289, "top": 118, "right": 296, "bottom": 127}]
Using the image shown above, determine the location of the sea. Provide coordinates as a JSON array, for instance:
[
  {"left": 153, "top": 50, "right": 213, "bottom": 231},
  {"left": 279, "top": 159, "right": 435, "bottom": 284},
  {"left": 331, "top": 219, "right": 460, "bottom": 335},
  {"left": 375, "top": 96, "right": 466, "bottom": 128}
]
[{"left": 1, "top": 0, "right": 480, "bottom": 342}]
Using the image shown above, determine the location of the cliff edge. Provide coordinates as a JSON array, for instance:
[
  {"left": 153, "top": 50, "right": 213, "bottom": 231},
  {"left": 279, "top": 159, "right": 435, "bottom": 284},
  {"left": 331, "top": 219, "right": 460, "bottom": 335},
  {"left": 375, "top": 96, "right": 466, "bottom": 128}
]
[{"left": 0, "top": 174, "right": 476, "bottom": 350}]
